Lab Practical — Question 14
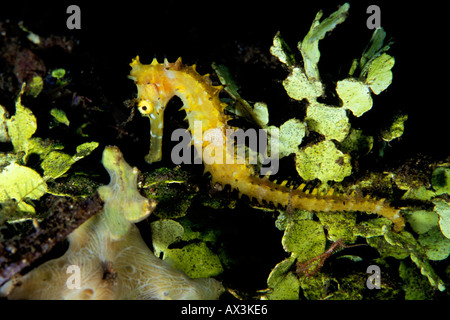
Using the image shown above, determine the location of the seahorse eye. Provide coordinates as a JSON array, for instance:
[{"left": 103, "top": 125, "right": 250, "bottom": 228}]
[{"left": 138, "top": 100, "right": 153, "bottom": 114}]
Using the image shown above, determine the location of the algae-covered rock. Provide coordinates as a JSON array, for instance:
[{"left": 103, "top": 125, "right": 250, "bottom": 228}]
[{"left": 295, "top": 140, "right": 352, "bottom": 182}]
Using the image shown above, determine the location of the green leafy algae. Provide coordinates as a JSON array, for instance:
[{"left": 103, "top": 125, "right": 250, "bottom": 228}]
[
  {"left": 407, "top": 210, "right": 439, "bottom": 235},
  {"left": 353, "top": 217, "right": 392, "bottom": 238},
  {"left": 305, "top": 103, "right": 350, "bottom": 142},
  {"left": 270, "top": 31, "right": 296, "bottom": 67},
  {"left": 50, "top": 108, "right": 70, "bottom": 127},
  {"left": 164, "top": 242, "right": 223, "bottom": 279},
  {"left": 433, "top": 198, "right": 450, "bottom": 239},
  {"left": 336, "top": 79, "right": 372, "bottom": 117},
  {"left": 151, "top": 218, "right": 223, "bottom": 279},
  {"left": 399, "top": 261, "right": 434, "bottom": 300},
  {"left": 51, "top": 68, "right": 69, "bottom": 86},
  {"left": 384, "top": 230, "right": 445, "bottom": 291},
  {"left": 5, "top": 84, "right": 37, "bottom": 162},
  {"left": 51, "top": 68, "right": 66, "bottom": 79},
  {"left": 0, "top": 162, "right": 47, "bottom": 213},
  {"left": 266, "top": 259, "right": 299, "bottom": 300},
  {"left": 337, "top": 129, "right": 373, "bottom": 157},
  {"left": 151, "top": 219, "right": 186, "bottom": 258},
  {"left": 418, "top": 227, "right": 450, "bottom": 260},
  {"left": 282, "top": 219, "right": 326, "bottom": 262},
  {"left": 365, "top": 53, "right": 395, "bottom": 95},
  {"left": 0, "top": 86, "right": 98, "bottom": 216},
  {"left": 283, "top": 67, "right": 323, "bottom": 102},
  {"left": 0, "top": 105, "right": 10, "bottom": 143},
  {"left": 298, "top": 3, "right": 350, "bottom": 82},
  {"left": 267, "top": 119, "right": 306, "bottom": 159},
  {"left": 41, "top": 142, "right": 98, "bottom": 179},
  {"left": 316, "top": 211, "right": 357, "bottom": 243},
  {"left": 26, "top": 76, "right": 43, "bottom": 98},
  {"left": 269, "top": 3, "right": 399, "bottom": 191},
  {"left": 212, "top": 62, "right": 268, "bottom": 128},
  {"left": 432, "top": 167, "right": 450, "bottom": 195},
  {"left": 295, "top": 140, "right": 352, "bottom": 182},
  {"left": 381, "top": 114, "right": 408, "bottom": 142}
]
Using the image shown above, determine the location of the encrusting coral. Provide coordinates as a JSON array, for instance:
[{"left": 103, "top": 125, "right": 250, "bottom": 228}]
[{"left": 0, "top": 146, "right": 224, "bottom": 299}]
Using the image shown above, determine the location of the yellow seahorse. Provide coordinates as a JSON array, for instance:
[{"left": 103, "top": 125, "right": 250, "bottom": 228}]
[{"left": 128, "top": 56, "right": 404, "bottom": 231}]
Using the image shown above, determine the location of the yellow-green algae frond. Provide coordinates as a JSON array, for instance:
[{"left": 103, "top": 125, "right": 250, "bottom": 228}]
[{"left": 0, "top": 146, "right": 224, "bottom": 299}]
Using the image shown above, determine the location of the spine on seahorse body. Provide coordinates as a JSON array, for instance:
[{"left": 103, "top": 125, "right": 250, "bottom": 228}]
[{"left": 129, "top": 56, "right": 404, "bottom": 231}]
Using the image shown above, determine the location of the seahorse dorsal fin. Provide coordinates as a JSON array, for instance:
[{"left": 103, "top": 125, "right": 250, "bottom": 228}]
[{"left": 151, "top": 57, "right": 159, "bottom": 65}]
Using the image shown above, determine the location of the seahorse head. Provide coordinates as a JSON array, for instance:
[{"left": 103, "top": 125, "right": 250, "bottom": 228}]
[
  {"left": 129, "top": 56, "right": 182, "bottom": 163},
  {"left": 129, "top": 56, "right": 181, "bottom": 115}
]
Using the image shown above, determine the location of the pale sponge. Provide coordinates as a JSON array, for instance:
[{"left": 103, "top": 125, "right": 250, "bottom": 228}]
[{"left": 0, "top": 146, "right": 224, "bottom": 299}]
